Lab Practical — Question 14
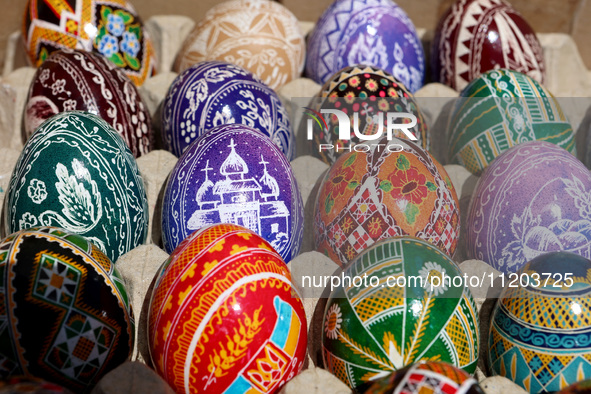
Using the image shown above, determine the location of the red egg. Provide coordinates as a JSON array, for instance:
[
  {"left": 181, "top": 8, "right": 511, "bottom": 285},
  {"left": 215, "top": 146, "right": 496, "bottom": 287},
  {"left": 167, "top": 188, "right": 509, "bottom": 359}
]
[
  {"left": 148, "top": 224, "right": 307, "bottom": 394},
  {"left": 431, "top": 0, "right": 545, "bottom": 91}
]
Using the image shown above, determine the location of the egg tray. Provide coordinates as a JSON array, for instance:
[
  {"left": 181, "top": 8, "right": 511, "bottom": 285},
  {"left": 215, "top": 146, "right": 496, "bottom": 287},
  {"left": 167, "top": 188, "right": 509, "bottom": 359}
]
[{"left": 2, "top": 15, "right": 591, "bottom": 391}]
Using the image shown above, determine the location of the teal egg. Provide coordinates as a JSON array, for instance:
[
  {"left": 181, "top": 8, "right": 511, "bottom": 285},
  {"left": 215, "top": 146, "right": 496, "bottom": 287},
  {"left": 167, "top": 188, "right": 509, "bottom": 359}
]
[{"left": 4, "top": 111, "right": 148, "bottom": 263}]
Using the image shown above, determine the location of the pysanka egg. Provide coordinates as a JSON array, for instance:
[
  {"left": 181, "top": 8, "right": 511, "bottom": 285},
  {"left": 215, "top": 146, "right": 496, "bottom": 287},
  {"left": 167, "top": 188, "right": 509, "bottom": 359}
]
[
  {"left": 0, "top": 227, "right": 134, "bottom": 392},
  {"left": 4, "top": 111, "right": 148, "bottom": 264},
  {"left": 161, "top": 61, "right": 294, "bottom": 159},
  {"left": 0, "top": 377, "right": 73, "bottom": 393},
  {"left": 25, "top": 49, "right": 153, "bottom": 157},
  {"left": 431, "top": 0, "right": 545, "bottom": 91},
  {"left": 489, "top": 252, "right": 591, "bottom": 392},
  {"left": 174, "top": 0, "right": 305, "bottom": 90},
  {"left": 466, "top": 141, "right": 591, "bottom": 273},
  {"left": 22, "top": 0, "right": 157, "bottom": 85},
  {"left": 361, "top": 361, "right": 484, "bottom": 394},
  {"left": 447, "top": 68, "right": 574, "bottom": 174},
  {"left": 161, "top": 124, "right": 303, "bottom": 262},
  {"left": 148, "top": 224, "right": 307, "bottom": 394},
  {"left": 307, "top": 64, "right": 429, "bottom": 165},
  {"left": 314, "top": 137, "right": 459, "bottom": 267},
  {"left": 305, "top": 0, "right": 425, "bottom": 92},
  {"left": 322, "top": 237, "right": 479, "bottom": 390}
]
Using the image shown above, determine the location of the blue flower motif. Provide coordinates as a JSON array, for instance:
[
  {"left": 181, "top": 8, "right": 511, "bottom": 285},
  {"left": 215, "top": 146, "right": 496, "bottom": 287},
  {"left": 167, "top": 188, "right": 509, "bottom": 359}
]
[
  {"left": 106, "top": 13, "right": 125, "bottom": 36},
  {"left": 98, "top": 34, "right": 119, "bottom": 57},
  {"left": 121, "top": 31, "right": 140, "bottom": 58}
]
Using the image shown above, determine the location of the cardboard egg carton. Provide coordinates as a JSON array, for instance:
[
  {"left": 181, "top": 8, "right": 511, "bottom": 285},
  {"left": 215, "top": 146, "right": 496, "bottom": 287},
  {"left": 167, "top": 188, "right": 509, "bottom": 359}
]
[{"left": 1, "top": 15, "right": 590, "bottom": 391}]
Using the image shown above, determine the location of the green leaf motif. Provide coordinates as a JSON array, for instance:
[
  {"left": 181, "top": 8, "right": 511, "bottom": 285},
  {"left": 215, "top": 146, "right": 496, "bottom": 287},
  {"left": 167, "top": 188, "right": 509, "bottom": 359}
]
[
  {"left": 101, "top": 6, "right": 112, "bottom": 23},
  {"left": 343, "top": 153, "right": 356, "bottom": 168},
  {"left": 124, "top": 52, "right": 140, "bottom": 70},
  {"left": 347, "top": 181, "right": 359, "bottom": 190},
  {"left": 405, "top": 203, "right": 420, "bottom": 225},
  {"left": 110, "top": 53, "right": 126, "bottom": 67},
  {"left": 379, "top": 180, "right": 393, "bottom": 192},
  {"left": 397, "top": 155, "right": 410, "bottom": 171},
  {"left": 115, "top": 9, "right": 133, "bottom": 24},
  {"left": 128, "top": 24, "right": 142, "bottom": 40},
  {"left": 325, "top": 195, "right": 334, "bottom": 214},
  {"left": 426, "top": 181, "right": 436, "bottom": 192}
]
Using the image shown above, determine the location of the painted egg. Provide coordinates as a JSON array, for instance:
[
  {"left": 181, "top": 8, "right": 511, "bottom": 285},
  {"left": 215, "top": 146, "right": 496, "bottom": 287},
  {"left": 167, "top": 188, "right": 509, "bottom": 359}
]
[
  {"left": 173, "top": 0, "right": 304, "bottom": 90},
  {"left": 305, "top": 0, "right": 425, "bottom": 92},
  {"left": 0, "top": 227, "right": 134, "bottom": 392},
  {"left": 148, "top": 223, "right": 307, "bottom": 394},
  {"left": 314, "top": 137, "right": 459, "bottom": 267},
  {"left": 489, "top": 251, "right": 591, "bottom": 392},
  {"left": 466, "top": 141, "right": 591, "bottom": 274},
  {"left": 24, "top": 48, "right": 153, "bottom": 157},
  {"left": 306, "top": 64, "right": 429, "bottom": 165},
  {"left": 161, "top": 61, "right": 294, "bottom": 159},
  {"left": 431, "top": 0, "right": 545, "bottom": 92},
  {"left": 22, "top": 0, "right": 157, "bottom": 86},
  {"left": 0, "top": 377, "right": 73, "bottom": 393},
  {"left": 447, "top": 68, "right": 574, "bottom": 175},
  {"left": 4, "top": 111, "right": 148, "bottom": 264},
  {"left": 161, "top": 124, "right": 303, "bottom": 262},
  {"left": 360, "top": 361, "right": 484, "bottom": 394},
  {"left": 322, "top": 237, "right": 479, "bottom": 390}
]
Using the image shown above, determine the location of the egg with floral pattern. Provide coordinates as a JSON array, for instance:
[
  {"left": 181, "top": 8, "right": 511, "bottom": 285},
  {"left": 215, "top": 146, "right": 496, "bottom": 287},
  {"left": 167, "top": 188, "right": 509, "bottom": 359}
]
[
  {"left": 161, "top": 124, "right": 303, "bottom": 262},
  {"left": 4, "top": 111, "right": 148, "bottom": 264},
  {"left": 307, "top": 64, "right": 429, "bottom": 165},
  {"left": 22, "top": 0, "right": 157, "bottom": 85},
  {"left": 161, "top": 61, "right": 294, "bottom": 159},
  {"left": 314, "top": 137, "right": 459, "bottom": 267},
  {"left": 466, "top": 141, "right": 591, "bottom": 274},
  {"left": 148, "top": 223, "right": 307, "bottom": 394},
  {"left": 0, "top": 227, "right": 134, "bottom": 392},
  {"left": 24, "top": 49, "right": 153, "bottom": 157},
  {"left": 322, "top": 237, "right": 479, "bottom": 391},
  {"left": 305, "top": 0, "right": 425, "bottom": 92}
]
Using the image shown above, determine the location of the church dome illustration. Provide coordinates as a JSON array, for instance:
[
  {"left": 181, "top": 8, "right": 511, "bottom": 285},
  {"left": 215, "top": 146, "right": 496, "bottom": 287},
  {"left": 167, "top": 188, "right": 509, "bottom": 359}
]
[{"left": 220, "top": 139, "right": 249, "bottom": 179}]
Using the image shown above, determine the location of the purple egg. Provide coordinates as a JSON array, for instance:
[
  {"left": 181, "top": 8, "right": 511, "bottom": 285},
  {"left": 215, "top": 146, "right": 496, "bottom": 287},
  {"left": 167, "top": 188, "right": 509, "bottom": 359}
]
[
  {"left": 305, "top": 0, "right": 425, "bottom": 92},
  {"left": 466, "top": 141, "right": 591, "bottom": 273},
  {"left": 161, "top": 124, "right": 303, "bottom": 262},
  {"left": 161, "top": 60, "right": 294, "bottom": 159}
]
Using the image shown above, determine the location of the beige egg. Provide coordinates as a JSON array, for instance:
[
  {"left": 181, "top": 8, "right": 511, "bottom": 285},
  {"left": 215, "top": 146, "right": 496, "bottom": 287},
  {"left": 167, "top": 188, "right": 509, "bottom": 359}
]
[{"left": 174, "top": 0, "right": 305, "bottom": 90}]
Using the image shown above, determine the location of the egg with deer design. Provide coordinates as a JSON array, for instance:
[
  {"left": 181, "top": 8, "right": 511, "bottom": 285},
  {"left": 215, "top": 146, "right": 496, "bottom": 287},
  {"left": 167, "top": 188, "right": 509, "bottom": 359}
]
[
  {"left": 4, "top": 111, "right": 148, "bottom": 264},
  {"left": 160, "top": 124, "right": 303, "bottom": 262},
  {"left": 148, "top": 223, "right": 307, "bottom": 393}
]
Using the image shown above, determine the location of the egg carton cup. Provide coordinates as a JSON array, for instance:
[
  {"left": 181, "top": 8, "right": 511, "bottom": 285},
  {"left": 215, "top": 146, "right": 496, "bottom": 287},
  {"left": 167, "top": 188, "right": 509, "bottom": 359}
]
[{"left": 1, "top": 15, "right": 590, "bottom": 391}]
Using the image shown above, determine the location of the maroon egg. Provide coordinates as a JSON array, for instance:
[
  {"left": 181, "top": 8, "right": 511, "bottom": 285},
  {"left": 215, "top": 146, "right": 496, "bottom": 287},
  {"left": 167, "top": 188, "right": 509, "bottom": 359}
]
[
  {"left": 431, "top": 0, "right": 545, "bottom": 91},
  {"left": 24, "top": 48, "right": 153, "bottom": 157}
]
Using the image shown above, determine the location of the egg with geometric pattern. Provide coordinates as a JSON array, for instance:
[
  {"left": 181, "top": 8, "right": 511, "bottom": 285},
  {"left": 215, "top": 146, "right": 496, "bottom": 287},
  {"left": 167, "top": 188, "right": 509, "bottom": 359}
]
[
  {"left": 322, "top": 237, "right": 479, "bottom": 391},
  {"left": 314, "top": 137, "right": 459, "bottom": 267},
  {"left": 0, "top": 227, "right": 134, "bottom": 393},
  {"left": 489, "top": 251, "right": 591, "bottom": 393},
  {"left": 148, "top": 223, "right": 308, "bottom": 394}
]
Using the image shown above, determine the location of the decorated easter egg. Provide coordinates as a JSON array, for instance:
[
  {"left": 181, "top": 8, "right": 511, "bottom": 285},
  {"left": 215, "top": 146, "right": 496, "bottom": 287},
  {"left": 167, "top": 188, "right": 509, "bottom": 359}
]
[
  {"left": 148, "top": 223, "right": 307, "bottom": 394},
  {"left": 305, "top": 0, "right": 424, "bottom": 92},
  {"left": 162, "top": 61, "right": 294, "bottom": 159},
  {"left": 431, "top": 0, "right": 545, "bottom": 92},
  {"left": 314, "top": 137, "right": 459, "bottom": 267},
  {"left": 489, "top": 251, "right": 591, "bottom": 392},
  {"left": 466, "top": 141, "right": 591, "bottom": 273},
  {"left": 360, "top": 361, "right": 484, "bottom": 394},
  {"left": 174, "top": 0, "right": 304, "bottom": 90},
  {"left": 0, "top": 377, "right": 73, "bottom": 393},
  {"left": 306, "top": 64, "right": 429, "bottom": 165},
  {"left": 447, "top": 68, "right": 574, "bottom": 175},
  {"left": 322, "top": 237, "right": 479, "bottom": 390},
  {"left": 22, "top": 0, "right": 157, "bottom": 85},
  {"left": 24, "top": 48, "right": 153, "bottom": 157},
  {"left": 4, "top": 111, "right": 148, "bottom": 264},
  {"left": 0, "top": 227, "right": 134, "bottom": 392},
  {"left": 161, "top": 124, "right": 303, "bottom": 262}
]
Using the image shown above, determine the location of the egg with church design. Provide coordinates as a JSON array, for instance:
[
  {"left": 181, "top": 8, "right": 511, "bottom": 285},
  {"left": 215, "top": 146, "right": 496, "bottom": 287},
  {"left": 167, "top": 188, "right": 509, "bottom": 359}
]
[{"left": 160, "top": 124, "right": 304, "bottom": 262}]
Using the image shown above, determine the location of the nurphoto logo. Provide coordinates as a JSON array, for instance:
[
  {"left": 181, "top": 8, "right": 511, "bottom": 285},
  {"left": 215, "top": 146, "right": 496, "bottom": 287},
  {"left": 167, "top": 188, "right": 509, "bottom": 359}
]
[{"left": 304, "top": 106, "right": 418, "bottom": 153}]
